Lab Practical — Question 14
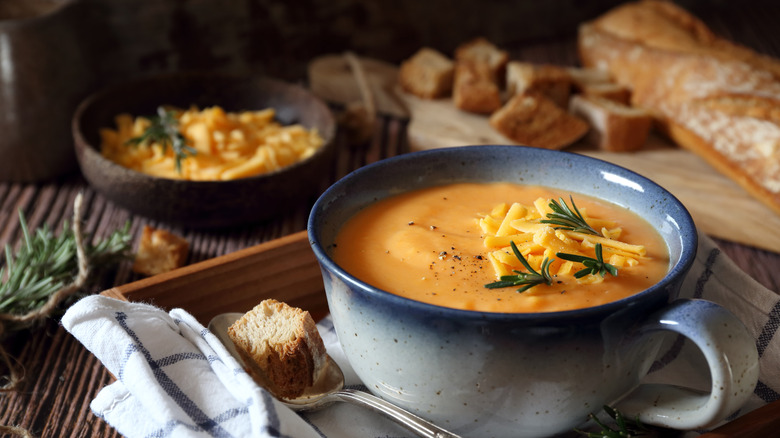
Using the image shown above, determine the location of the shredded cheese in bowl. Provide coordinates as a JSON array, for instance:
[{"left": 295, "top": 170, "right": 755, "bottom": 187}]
[{"left": 99, "top": 105, "right": 325, "bottom": 180}]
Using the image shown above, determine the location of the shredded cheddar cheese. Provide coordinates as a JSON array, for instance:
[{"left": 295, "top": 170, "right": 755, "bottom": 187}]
[
  {"left": 480, "top": 198, "right": 647, "bottom": 285},
  {"left": 99, "top": 106, "right": 325, "bottom": 180}
]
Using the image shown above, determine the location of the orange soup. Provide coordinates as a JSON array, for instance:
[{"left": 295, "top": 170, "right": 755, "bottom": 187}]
[{"left": 331, "top": 182, "right": 669, "bottom": 313}]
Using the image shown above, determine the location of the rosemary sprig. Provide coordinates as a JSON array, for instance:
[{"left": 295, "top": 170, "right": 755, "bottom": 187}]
[
  {"left": 484, "top": 241, "right": 554, "bottom": 293},
  {"left": 126, "top": 106, "right": 197, "bottom": 173},
  {"left": 576, "top": 405, "right": 654, "bottom": 437},
  {"left": 556, "top": 243, "right": 618, "bottom": 279},
  {"left": 540, "top": 196, "right": 599, "bottom": 236},
  {"left": 0, "top": 211, "right": 132, "bottom": 316}
]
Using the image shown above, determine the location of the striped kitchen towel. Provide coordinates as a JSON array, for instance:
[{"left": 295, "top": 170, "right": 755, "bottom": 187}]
[
  {"left": 61, "top": 296, "right": 323, "bottom": 438},
  {"left": 644, "top": 230, "right": 780, "bottom": 418}
]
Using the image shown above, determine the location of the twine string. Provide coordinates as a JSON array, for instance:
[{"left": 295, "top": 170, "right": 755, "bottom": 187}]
[
  {"left": 0, "top": 193, "right": 90, "bottom": 392},
  {"left": 340, "top": 51, "right": 377, "bottom": 144},
  {"left": 0, "top": 425, "right": 35, "bottom": 438}
]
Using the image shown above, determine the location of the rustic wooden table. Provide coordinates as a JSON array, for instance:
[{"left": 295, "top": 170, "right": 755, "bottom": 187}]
[
  {"left": 2, "top": 4, "right": 780, "bottom": 436},
  {"left": 2, "top": 116, "right": 778, "bottom": 438}
]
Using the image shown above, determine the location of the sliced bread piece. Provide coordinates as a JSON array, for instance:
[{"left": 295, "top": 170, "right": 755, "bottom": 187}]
[
  {"left": 227, "top": 299, "right": 327, "bottom": 399},
  {"left": 490, "top": 91, "right": 589, "bottom": 149},
  {"left": 569, "top": 94, "right": 652, "bottom": 152}
]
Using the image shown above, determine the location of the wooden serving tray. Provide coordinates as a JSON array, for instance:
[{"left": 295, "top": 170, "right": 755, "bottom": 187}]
[
  {"left": 101, "top": 228, "right": 780, "bottom": 437},
  {"left": 102, "top": 230, "right": 328, "bottom": 324}
]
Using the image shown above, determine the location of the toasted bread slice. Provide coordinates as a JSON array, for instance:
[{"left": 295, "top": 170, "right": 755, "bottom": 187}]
[
  {"left": 490, "top": 92, "right": 589, "bottom": 149},
  {"left": 569, "top": 94, "right": 652, "bottom": 152},
  {"left": 228, "top": 299, "right": 327, "bottom": 399}
]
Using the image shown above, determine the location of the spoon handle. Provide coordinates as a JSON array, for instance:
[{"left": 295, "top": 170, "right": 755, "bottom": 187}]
[{"left": 331, "top": 388, "right": 464, "bottom": 438}]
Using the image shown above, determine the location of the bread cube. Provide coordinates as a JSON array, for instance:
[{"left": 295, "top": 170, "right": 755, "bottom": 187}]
[
  {"left": 453, "top": 62, "right": 503, "bottom": 114},
  {"left": 399, "top": 47, "right": 454, "bottom": 99},
  {"left": 489, "top": 91, "right": 589, "bottom": 149},
  {"left": 569, "top": 94, "right": 652, "bottom": 152},
  {"left": 506, "top": 62, "right": 572, "bottom": 108}
]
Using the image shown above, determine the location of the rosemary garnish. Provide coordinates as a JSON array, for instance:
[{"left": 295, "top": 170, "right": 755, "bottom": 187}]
[
  {"left": 126, "top": 106, "right": 197, "bottom": 173},
  {"left": 541, "top": 196, "right": 599, "bottom": 235},
  {"left": 576, "top": 405, "right": 654, "bottom": 437},
  {"left": 0, "top": 211, "right": 132, "bottom": 317},
  {"left": 556, "top": 243, "right": 618, "bottom": 278},
  {"left": 0, "top": 197, "right": 133, "bottom": 392},
  {"left": 484, "top": 242, "right": 619, "bottom": 292},
  {"left": 484, "top": 241, "right": 554, "bottom": 293}
]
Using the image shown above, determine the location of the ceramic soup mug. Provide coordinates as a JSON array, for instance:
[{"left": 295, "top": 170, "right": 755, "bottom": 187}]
[{"left": 308, "top": 145, "right": 759, "bottom": 438}]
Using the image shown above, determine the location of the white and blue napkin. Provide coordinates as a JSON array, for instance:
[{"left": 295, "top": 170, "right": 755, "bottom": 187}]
[
  {"left": 62, "top": 231, "right": 780, "bottom": 438},
  {"left": 61, "top": 297, "right": 325, "bottom": 438}
]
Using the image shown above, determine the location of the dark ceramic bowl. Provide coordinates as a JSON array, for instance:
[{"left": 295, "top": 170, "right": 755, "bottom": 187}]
[
  {"left": 73, "top": 72, "right": 336, "bottom": 228},
  {"left": 308, "top": 145, "right": 758, "bottom": 437}
]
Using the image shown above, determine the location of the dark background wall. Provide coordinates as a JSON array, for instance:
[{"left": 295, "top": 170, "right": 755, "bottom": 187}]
[
  {"left": 39, "top": 0, "right": 749, "bottom": 89},
  {"left": 4, "top": 0, "right": 772, "bottom": 108}
]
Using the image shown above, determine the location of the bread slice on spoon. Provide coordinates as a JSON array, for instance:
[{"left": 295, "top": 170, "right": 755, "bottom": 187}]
[
  {"left": 226, "top": 299, "right": 330, "bottom": 399},
  {"left": 210, "top": 300, "right": 465, "bottom": 437}
]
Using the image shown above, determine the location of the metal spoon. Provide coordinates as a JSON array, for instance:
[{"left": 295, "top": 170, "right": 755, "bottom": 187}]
[{"left": 208, "top": 313, "right": 463, "bottom": 438}]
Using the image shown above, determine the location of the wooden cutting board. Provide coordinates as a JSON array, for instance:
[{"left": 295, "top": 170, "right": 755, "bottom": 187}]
[{"left": 308, "top": 54, "right": 780, "bottom": 253}]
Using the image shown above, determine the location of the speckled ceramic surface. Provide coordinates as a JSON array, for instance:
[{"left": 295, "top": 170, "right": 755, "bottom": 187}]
[
  {"left": 73, "top": 73, "right": 336, "bottom": 228},
  {"left": 308, "top": 145, "right": 758, "bottom": 438}
]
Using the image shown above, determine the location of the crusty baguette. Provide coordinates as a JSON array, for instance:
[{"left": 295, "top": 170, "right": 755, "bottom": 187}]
[
  {"left": 578, "top": 0, "right": 780, "bottom": 216},
  {"left": 228, "top": 299, "right": 327, "bottom": 399},
  {"left": 569, "top": 94, "right": 652, "bottom": 152},
  {"left": 490, "top": 91, "right": 589, "bottom": 149},
  {"left": 399, "top": 47, "right": 454, "bottom": 99}
]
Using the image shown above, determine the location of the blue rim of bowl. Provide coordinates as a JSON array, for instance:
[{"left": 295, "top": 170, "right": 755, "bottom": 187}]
[{"left": 308, "top": 145, "right": 698, "bottom": 323}]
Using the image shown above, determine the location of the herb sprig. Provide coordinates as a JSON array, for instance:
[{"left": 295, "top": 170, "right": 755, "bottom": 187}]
[
  {"left": 576, "top": 405, "right": 654, "bottom": 437},
  {"left": 484, "top": 241, "right": 554, "bottom": 293},
  {"left": 540, "top": 196, "right": 599, "bottom": 236},
  {"left": 126, "top": 106, "right": 197, "bottom": 173},
  {"left": 483, "top": 242, "right": 619, "bottom": 292},
  {"left": 556, "top": 243, "right": 618, "bottom": 279},
  {"left": 0, "top": 196, "right": 133, "bottom": 392},
  {"left": 0, "top": 211, "right": 132, "bottom": 317}
]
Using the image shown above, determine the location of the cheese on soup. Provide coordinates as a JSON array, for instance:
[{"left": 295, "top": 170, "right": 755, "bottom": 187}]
[{"left": 331, "top": 182, "right": 669, "bottom": 313}]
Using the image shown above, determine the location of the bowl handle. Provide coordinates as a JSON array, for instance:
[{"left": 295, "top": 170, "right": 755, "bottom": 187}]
[{"left": 615, "top": 299, "right": 759, "bottom": 429}]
